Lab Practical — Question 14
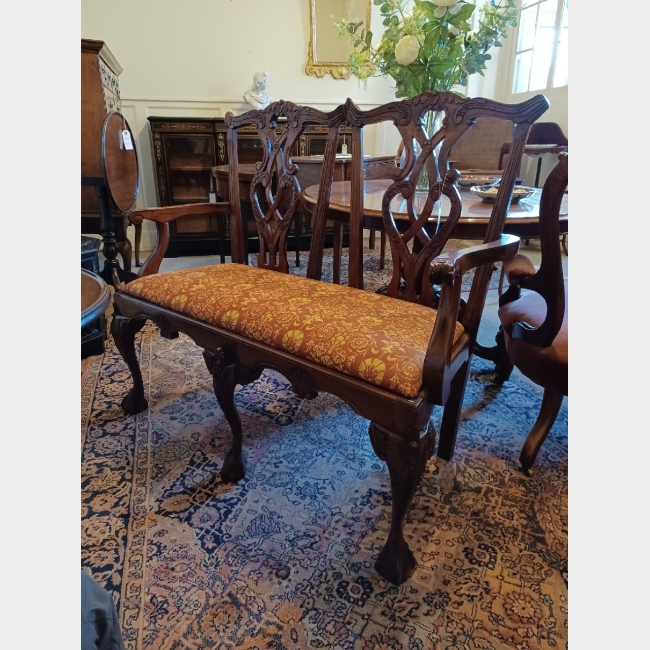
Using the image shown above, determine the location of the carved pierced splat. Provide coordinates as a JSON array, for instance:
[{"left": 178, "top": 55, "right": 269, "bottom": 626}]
[
  {"left": 225, "top": 101, "right": 346, "bottom": 274},
  {"left": 287, "top": 367, "right": 318, "bottom": 400},
  {"left": 346, "top": 92, "right": 548, "bottom": 310}
]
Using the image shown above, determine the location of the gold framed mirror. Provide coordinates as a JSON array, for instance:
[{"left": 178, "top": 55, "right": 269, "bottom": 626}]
[{"left": 306, "top": 0, "right": 371, "bottom": 79}]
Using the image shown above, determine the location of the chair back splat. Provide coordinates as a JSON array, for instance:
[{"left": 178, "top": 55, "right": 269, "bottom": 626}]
[
  {"left": 225, "top": 101, "right": 347, "bottom": 276},
  {"left": 345, "top": 92, "right": 549, "bottom": 339}
]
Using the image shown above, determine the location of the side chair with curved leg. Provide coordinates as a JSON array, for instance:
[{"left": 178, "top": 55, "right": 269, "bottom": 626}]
[
  {"left": 496, "top": 153, "right": 568, "bottom": 475},
  {"left": 108, "top": 92, "right": 547, "bottom": 585}
]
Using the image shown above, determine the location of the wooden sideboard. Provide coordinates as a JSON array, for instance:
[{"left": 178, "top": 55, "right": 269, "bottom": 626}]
[
  {"left": 148, "top": 116, "right": 397, "bottom": 257},
  {"left": 81, "top": 38, "right": 133, "bottom": 271}
]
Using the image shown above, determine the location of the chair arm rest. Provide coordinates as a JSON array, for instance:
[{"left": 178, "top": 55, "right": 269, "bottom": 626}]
[
  {"left": 423, "top": 235, "right": 520, "bottom": 401},
  {"left": 130, "top": 202, "right": 230, "bottom": 225},
  {"left": 502, "top": 254, "right": 536, "bottom": 286},
  {"left": 132, "top": 202, "right": 230, "bottom": 279},
  {"left": 429, "top": 234, "right": 520, "bottom": 284}
]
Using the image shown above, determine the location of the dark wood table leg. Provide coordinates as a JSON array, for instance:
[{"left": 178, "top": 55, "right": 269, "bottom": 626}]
[
  {"left": 380, "top": 231, "right": 386, "bottom": 270},
  {"left": 96, "top": 185, "right": 137, "bottom": 286},
  {"left": 369, "top": 230, "right": 376, "bottom": 250},
  {"left": 534, "top": 157, "right": 542, "bottom": 188},
  {"left": 333, "top": 222, "right": 343, "bottom": 285}
]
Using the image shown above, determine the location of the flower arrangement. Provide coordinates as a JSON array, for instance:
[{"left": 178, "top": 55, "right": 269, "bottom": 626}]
[{"left": 334, "top": 0, "right": 519, "bottom": 98}]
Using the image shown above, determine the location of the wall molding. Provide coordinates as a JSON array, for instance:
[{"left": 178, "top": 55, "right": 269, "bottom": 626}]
[{"left": 121, "top": 95, "right": 386, "bottom": 108}]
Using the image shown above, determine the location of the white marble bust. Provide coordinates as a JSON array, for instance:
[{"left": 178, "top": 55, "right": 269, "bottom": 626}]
[{"left": 243, "top": 71, "right": 272, "bottom": 110}]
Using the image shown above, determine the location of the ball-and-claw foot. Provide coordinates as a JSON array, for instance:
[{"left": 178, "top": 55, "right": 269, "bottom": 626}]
[
  {"left": 375, "top": 537, "right": 417, "bottom": 586},
  {"left": 521, "top": 465, "right": 534, "bottom": 478},
  {"left": 121, "top": 390, "right": 148, "bottom": 415},
  {"left": 221, "top": 449, "right": 246, "bottom": 484}
]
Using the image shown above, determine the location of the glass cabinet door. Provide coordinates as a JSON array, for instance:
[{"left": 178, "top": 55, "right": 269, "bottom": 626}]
[
  {"left": 164, "top": 135, "right": 215, "bottom": 204},
  {"left": 165, "top": 135, "right": 214, "bottom": 170},
  {"left": 237, "top": 136, "right": 265, "bottom": 164}
]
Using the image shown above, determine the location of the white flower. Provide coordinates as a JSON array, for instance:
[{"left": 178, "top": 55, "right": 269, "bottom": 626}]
[
  {"left": 434, "top": 1, "right": 462, "bottom": 18},
  {"left": 394, "top": 35, "right": 420, "bottom": 66}
]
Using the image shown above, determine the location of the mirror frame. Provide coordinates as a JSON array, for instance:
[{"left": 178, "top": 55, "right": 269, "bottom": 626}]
[{"left": 305, "top": 0, "right": 371, "bottom": 79}]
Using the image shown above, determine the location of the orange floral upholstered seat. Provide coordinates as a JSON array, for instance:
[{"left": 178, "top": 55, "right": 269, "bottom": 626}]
[{"left": 124, "top": 264, "right": 465, "bottom": 399}]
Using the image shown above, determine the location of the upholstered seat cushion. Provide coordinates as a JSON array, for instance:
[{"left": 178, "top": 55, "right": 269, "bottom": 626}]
[
  {"left": 124, "top": 264, "right": 465, "bottom": 399},
  {"left": 499, "top": 290, "right": 568, "bottom": 395}
]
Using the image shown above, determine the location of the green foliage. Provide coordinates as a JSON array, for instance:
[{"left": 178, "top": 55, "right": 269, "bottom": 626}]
[{"left": 333, "top": 0, "right": 519, "bottom": 98}]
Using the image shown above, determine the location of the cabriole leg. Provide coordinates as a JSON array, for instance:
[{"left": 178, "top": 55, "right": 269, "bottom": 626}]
[
  {"left": 111, "top": 315, "right": 147, "bottom": 414},
  {"left": 369, "top": 421, "right": 435, "bottom": 585},
  {"left": 203, "top": 349, "right": 246, "bottom": 483},
  {"left": 520, "top": 389, "right": 564, "bottom": 477},
  {"left": 494, "top": 328, "right": 514, "bottom": 385}
]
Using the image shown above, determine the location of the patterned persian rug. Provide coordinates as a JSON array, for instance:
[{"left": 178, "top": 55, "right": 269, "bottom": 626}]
[
  {"left": 82, "top": 322, "right": 567, "bottom": 650},
  {"left": 248, "top": 240, "right": 502, "bottom": 294}
]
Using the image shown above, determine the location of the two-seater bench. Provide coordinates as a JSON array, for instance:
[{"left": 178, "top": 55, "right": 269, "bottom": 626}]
[{"left": 108, "top": 92, "right": 548, "bottom": 585}]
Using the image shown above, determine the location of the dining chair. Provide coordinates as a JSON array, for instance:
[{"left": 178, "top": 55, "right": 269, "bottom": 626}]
[
  {"left": 495, "top": 153, "right": 568, "bottom": 476},
  {"left": 109, "top": 94, "right": 545, "bottom": 584},
  {"left": 499, "top": 121, "right": 568, "bottom": 249}
]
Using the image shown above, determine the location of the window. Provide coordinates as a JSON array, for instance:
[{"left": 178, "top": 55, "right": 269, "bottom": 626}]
[{"left": 511, "top": 0, "right": 568, "bottom": 94}]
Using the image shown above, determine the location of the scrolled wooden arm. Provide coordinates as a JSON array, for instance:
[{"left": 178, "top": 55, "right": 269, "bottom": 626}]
[
  {"left": 430, "top": 234, "right": 521, "bottom": 282},
  {"left": 129, "top": 202, "right": 231, "bottom": 225},
  {"left": 422, "top": 235, "right": 520, "bottom": 402},
  {"left": 130, "top": 202, "right": 231, "bottom": 280}
]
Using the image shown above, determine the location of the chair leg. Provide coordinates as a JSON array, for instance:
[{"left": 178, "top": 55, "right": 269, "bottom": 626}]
[
  {"left": 368, "top": 230, "right": 376, "bottom": 250},
  {"left": 520, "top": 388, "right": 564, "bottom": 476},
  {"left": 437, "top": 359, "right": 471, "bottom": 461},
  {"left": 368, "top": 421, "right": 435, "bottom": 585},
  {"left": 380, "top": 231, "right": 386, "bottom": 270},
  {"left": 115, "top": 239, "right": 132, "bottom": 274},
  {"left": 494, "top": 328, "right": 514, "bottom": 385},
  {"left": 560, "top": 234, "right": 568, "bottom": 256},
  {"left": 110, "top": 314, "right": 148, "bottom": 414},
  {"left": 134, "top": 223, "right": 142, "bottom": 267},
  {"left": 203, "top": 349, "right": 246, "bottom": 483}
]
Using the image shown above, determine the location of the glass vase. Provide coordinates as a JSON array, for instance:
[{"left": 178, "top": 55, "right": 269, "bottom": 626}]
[{"left": 415, "top": 110, "right": 443, "bottom": 191}]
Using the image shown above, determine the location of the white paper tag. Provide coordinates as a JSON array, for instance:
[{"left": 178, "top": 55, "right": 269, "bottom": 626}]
[
  {"left": 208, "top": 191, "right": 217, "bottom": 204},
  {"left": 120, "top": 130, "right": 134, "bottom": 150}
]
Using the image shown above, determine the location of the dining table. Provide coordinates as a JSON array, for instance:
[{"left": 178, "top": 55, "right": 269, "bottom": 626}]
[{"left": 301, "top": 178, "right": 568, "bottom": 290}]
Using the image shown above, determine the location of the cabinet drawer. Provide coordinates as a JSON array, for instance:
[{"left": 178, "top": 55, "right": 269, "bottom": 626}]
[{"left": 151, "top": 121, "right": 213, "bottom": 132}]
